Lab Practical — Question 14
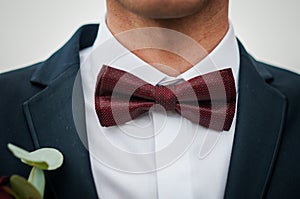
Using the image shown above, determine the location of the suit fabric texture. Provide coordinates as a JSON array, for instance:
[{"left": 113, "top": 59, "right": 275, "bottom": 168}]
[{"left": 1, "top": 24, "right": 300, "bottom": 199}]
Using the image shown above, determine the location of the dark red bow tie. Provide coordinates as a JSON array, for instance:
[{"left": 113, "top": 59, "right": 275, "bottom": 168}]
[{"left": 95, "top": 65, "right": 236, "bottom": 131}]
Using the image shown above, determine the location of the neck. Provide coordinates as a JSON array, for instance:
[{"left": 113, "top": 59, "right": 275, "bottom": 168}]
[{"left": 106, "top": 0, "right": 229, "bottom": 76}]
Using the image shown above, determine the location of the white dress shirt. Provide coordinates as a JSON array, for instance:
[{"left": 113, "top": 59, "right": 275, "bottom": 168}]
[{"left": 79, "top": 16, "right": 240, "bottom": 199}]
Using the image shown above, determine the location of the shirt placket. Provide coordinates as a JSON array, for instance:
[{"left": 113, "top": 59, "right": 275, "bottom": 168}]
[{"left": 152, "top": 78, "right": 194, "bottom": 199}]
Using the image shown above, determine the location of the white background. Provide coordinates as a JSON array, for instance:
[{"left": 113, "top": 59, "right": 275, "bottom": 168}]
[{"left": 0, "top": 0, "right": 299, "bottom": 73}]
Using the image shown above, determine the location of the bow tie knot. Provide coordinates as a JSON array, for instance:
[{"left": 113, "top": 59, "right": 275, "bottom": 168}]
[{"left": 155, "top": 85, "right": 178, "bottom": 111}]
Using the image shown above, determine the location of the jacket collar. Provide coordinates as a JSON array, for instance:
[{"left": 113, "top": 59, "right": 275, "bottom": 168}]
[
  {"left": 30, "top": 24, "right": 99, "bottom": 86},
  {"left": 237, "top": 39, "right": 273, "bottom": 82}
]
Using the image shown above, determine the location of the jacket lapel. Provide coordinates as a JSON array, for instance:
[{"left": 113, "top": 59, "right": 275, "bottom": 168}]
[
  {"left": 224, "top": 42, "right": 287, "bottom": 199},
  {"left": 22, "top": 24, "right": 99, "bottom": 198}
]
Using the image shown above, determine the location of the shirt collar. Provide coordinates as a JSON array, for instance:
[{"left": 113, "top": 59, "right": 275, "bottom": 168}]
[{"left": 87, "top": 16, "right": 240, "bottom": 87}]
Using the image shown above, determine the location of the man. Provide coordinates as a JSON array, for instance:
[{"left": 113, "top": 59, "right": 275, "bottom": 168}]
[{"left": 1, "top": 0, "right": 300, "bottom": 198}]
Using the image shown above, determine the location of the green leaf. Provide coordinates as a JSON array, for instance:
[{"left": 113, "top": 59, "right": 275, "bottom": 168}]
[
  {"left": 28, "top": 167, "right": 45, "bottom": 197},
  {"left": 10, "top": 175, "right": 42, "bottom": 199},
  {"left": 27, "top": 147, "right": 63, "bottom": 170},
  {"left": 7, "top": 144, "right": 48, "bottom": 169},
  {"left": 8, "top": 143, "right": 63, "bottom": 170}
]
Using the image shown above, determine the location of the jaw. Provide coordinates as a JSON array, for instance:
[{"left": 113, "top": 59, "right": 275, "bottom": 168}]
[{"left": 112, "top": 0, "right": 211, "bottom": 19}]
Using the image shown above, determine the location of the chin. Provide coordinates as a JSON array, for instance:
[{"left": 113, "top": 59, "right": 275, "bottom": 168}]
[{"left": 117, "top": 0, "right": 209, "bottom": 19}]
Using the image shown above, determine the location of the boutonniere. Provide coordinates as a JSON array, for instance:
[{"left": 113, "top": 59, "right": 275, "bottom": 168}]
[{"left": 0, "top": 144, "right": 63, "bottom": 199}]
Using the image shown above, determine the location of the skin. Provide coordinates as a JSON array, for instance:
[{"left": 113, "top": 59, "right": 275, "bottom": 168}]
[{"left": 106, "top": 0, "right": 229, "bottom": 76}]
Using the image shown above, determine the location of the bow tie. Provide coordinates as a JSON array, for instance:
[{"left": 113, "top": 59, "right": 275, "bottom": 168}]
[{"left": 95, "top": 65, "right": 236, "bottom": 131}]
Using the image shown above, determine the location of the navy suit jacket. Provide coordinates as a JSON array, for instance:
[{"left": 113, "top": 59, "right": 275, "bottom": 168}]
[{"left": 1, "top": 24, "right": 300, "bottom": 199}]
